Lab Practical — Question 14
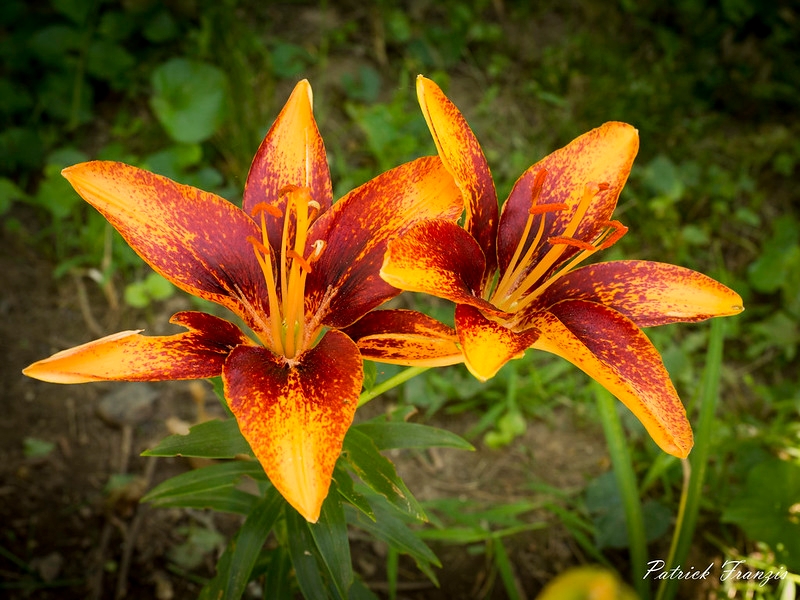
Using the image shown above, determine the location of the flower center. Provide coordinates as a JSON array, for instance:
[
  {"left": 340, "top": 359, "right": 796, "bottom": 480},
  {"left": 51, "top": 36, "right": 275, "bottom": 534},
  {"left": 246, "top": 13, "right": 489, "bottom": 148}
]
[
  {"left": 491, "top": 168, "right": 626, "bottom": 313},
  {"left": 247, "top": 185, "right": 325, "bottom": 359}
]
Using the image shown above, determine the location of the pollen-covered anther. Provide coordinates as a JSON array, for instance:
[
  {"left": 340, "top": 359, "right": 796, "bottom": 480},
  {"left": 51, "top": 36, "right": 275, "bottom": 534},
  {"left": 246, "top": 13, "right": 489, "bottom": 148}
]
[
  {"left": 251, "top": 202, "right": 282, "bottom": 218},
  {"left": 246, "top": 235, "right": 271, "bottom": 255},
  {"left": 279, "top": 184, "right": 301, "bottom": 197},
  {"left": 287, "top": 248, "right": 312, "bottom": 273},
  {"left": 598, "top": 220, "right": 628, "bottom": 249},
  {"left": 548, "top": 236, "right": 595, "bottom": 251},
  {"left": 527, "top": 168, "right": 549, "bottom": 213}
]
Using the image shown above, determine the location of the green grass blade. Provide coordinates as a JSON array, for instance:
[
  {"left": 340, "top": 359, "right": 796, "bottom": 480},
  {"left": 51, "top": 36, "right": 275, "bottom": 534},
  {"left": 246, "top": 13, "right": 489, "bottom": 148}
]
[
  {"left": 594, "top": 384, "right": 649, "bottom": 600},
  {"left": 657, "top": 318, "right": 726, "bottom": 600}
]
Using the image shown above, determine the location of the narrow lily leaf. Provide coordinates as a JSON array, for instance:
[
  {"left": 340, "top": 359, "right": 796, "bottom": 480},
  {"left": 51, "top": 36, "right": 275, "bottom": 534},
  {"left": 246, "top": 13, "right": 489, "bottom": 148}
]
[
  {"left": 345, "top": 490, "right": 440, "bottom": 585},
  {"left": 200, "top": 487, "right": 283, "bottom": 600},
  {"left": 332, "top": 464, "right": 374, "bottom": 521},
  {"left": 142, "top": 419, "right": 251, "bottom": 458},
  {"left": 142, "top": 460, "right": 266, "bottom": 504},
  {"left": 262, "top": 547, "right": 293, "bottom": 600},
  {"left": 286, "top": 508, "right": 329, "bottom": 600},
  {"left": 309, "top": 491, "right": 353, "bottom": 598},
  {"left": 341, "top": 428, "right": 426, "bottom": 522},
  {"left": 148, "top": 487, "right": 258, "bottom": 515},
  {"left": 353, "top": 421, "right": 474, "bottom": 451},
  {"left": 493, "top": 537, "right": 524, "bottom": 600}
]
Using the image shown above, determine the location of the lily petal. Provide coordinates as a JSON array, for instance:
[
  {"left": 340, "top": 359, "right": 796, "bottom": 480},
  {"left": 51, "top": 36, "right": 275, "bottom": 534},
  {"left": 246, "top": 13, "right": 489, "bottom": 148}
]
[
  {"left": 380, "top": 219, "right": 503, "bottom": 315},
  {"left": 307, "top": 156, "right": 463, "bottom": 328},
  {"left": 417, "top": 76, "right": 498, "bottom": 283},
  {"left": 23, "top": 312, "right": 253, "bottom": 384},
  {"left": 498, "top": 122, "right": 639, "bottom": 279},
  {"left": 530, "top": 300, "right": 693, "bottom": 458},
  {"left": 62, "top": 162, "right": 273, "bottom": 340},
  {"left": 223, "top": 330, "right": 362, "bottom": 522},
  {"left": 455, "top": 304, "right": 539, "bottom": 381},
  {"left": 534, "top": 260, "right": 745, "bottom": 326},
  {"left": 243, "top": 80, "right": 333, "bottom": 246},
  {"left": 343, "top": 309, "right": 462, "bottom": 367}
]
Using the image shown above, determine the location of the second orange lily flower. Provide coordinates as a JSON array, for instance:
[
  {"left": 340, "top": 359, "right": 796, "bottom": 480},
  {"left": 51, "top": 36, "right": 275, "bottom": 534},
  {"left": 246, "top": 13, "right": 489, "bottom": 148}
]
[{"left": 377, "top": 76, "right": 744, "bottom": 458}]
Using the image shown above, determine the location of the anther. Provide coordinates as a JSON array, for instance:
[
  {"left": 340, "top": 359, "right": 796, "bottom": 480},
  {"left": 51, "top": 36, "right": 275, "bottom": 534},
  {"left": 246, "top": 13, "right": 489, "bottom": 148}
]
[
  {"left": 597, "top": 182, "right": 610, "bottom": 191},
  {"left": 527, "top": 169, "right": 548, "bottom": 214},
  {"left": 246, "top": 235, "right": 271, "bottom": 255},
  {"left": 287, "top": 248, "right": 312, "bottom": 273},
  {"left": 252, "top": 202, "right": 282, "bottom": 218},
  {"left": 598, "top": 220, "right": 628, "bottom": 249},
  {"left": 549, "top": 236, "right": 595, "bottom": 251},
  {"left": 529, "top": 202, "right": 568, "bottom": 216},
  {"left": 279, "top": 184, "right": 301, "bottom": 197}
]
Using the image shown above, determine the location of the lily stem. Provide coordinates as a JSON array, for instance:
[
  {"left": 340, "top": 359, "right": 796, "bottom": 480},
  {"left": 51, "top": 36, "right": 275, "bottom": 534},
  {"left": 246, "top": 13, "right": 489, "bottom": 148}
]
[{"left": 357, "top": 366, "right": 430, "bottom": 408}]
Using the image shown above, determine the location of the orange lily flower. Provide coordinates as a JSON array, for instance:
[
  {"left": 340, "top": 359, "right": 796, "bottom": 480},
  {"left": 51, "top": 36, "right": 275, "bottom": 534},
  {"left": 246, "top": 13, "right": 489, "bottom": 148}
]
[
  {"left": 23, "top": 80, "right": 463, "bottom": 522},
  {"left": 380, "top": 76, "right": 744, "bottom": 458}
]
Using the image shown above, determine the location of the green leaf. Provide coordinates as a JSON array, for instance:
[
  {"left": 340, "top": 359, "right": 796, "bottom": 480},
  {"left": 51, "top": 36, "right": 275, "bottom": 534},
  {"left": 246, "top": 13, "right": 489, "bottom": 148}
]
[
  {"left": 310, "top": 491, "right": 353, "bottom": 598},
  {"left": 341, "top": 428, "right": 426, "bottom": 522},
  {"left": 747, "top": 215, "right": 800, "bottom": 293},
  {"left": 332, "top": 464, "right": 374, "bottom": 521},
  {"left": 142, "top": 460, "right": 266, "bottom": 504},
  {"left": 200, "top": 488, "right": 284, "bottom": 600},
  {"left": 286, "top": 508, "right": 329, "bottom": 600},
  {"left": 721, "top": 458, "right": 800, "bottom": 572},
  {"left": 142, "top": 419, "right": 251, "bottom": 458},
  {"left": 345, "top": 490, "right": 440, "bottom": 585},
  {"left": 262, "top": 547, "right": 294, "bottom": 600},
  {"left": 353, "top": 421, "right": 474, "bottom": 451},
  {"left": 23, "top": 437, "right": 55, "bottom": 458},
  {"left": 148, "top": 487, "right": 259, "bottom": 515},
  {"left": 150, "top": 58, "right": 230, "bottom": 144}
]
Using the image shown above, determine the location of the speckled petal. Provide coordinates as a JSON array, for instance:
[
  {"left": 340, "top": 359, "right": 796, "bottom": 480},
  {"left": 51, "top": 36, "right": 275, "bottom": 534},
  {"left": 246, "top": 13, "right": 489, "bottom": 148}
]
[
  {"left": 306, "top": 156, "right": 463, "bottom": 328},
  {"left": 417, "top": 76, "right": 498, "bottom": 283},
  {"left": 62, "top": 162, "right": 272, "bottom": 339},
  {"left": 23, "top": 312, "right": 253, "bottom": 384},
  {"left": 535, "top": 260, "right": 745, "bottom": 326},
  {"left": 242, "top": 80, "right": 332, "bottom": 247},
  {"left": 223, "top": 330, "right": 362, "bottom": 522},
  {"left": 343, "top": 309, "right": 462, "bottom": 367},
  {"left": 455, "top": 304, "right": 539, "bottom": 382},
  {"left": 530, "top": 299, "right": 693, "bottom": 458}
]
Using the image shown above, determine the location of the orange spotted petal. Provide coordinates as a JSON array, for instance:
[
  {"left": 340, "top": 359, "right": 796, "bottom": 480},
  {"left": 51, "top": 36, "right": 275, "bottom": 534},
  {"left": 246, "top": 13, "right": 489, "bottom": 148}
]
[
  {"left": 62, "top": 162, "right": 272, "bottom": 339},
  {"left": 22, "top": 312, "right": 253, "bottom": 384},
  {"left": 455, "top": 304, "right": 540, "bottom": 382},
  {"left": 243, "top": 80, "right": 333, "bottom": 246},
  {"left": 223, "top": 330, "right": 362, "bottom": 522},
  {"left": 534, "top": 260, "right": 745, "bottom": 327},
  {"left": 343, "top": 309, "right": 463, "bottom": 367},
  {"left": 530, "top": 300, "right": 693, "bottom": 458},
  {"left": 307, "top": 156, "right": 463, "bottom": 328},
  {"left": 498, "top": 122, "right": 639, "bottom": 279},
  {"left": 417, "top": 76, "right": 499, "bottom": 283},
  {"left": 380, "top": 219, "right": 502, "bottom": 315}
]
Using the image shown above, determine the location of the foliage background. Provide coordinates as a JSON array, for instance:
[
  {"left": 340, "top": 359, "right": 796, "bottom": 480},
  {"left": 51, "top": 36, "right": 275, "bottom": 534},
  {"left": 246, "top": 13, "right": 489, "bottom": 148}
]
[{"left": 2, "top": 0, "right": 799, "bottom": 598}]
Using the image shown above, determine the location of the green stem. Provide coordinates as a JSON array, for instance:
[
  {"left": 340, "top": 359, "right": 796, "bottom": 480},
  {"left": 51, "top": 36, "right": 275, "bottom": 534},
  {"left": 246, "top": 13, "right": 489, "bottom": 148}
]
[
  {"left": 357, "top": 366, "right": 429, "bottom": 408},
  {"left": 595, "top": 384, "right": 650, "bottom": 600},
  {"left": 656, "top": 318, "right": 726, "bottom": 600}
]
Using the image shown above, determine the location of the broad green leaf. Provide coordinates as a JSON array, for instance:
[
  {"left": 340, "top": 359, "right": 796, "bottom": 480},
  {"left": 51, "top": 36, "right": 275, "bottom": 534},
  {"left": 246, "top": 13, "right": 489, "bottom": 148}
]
[
  {"left": 286, "top": 508, "right": 329, "bottom": 600},
  {"left": 353, "top": 421, "right": 474, "bottom": 451},
  {"left": 142, "top": 460, "right": 266, "bottom": 504},
  {"left": 199, "top": 488, "right": 283, "bottom": 600},
  {"left": 310, "top": 492, "right": 353, "bottom": 598},
  {"left": 147, "top": 487, "right": 258, "bottom": 515},
  {"left": 142, "top": 419, "right": 251, "bottom": 458},
  {"left": 341, "top": 428, "right": 426, "bottom": 522},
  {"left": 150, "top": 58, "right": 229, "bottom": 144},
  {"left": 747, "top": 215, "right": 799, "bottom": 293},
  {"left": 0, "top": 177, "right": 27, "bottom": 215},
  {"left": 721, "top": 458, "right": 800, "bottom": 572}
]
